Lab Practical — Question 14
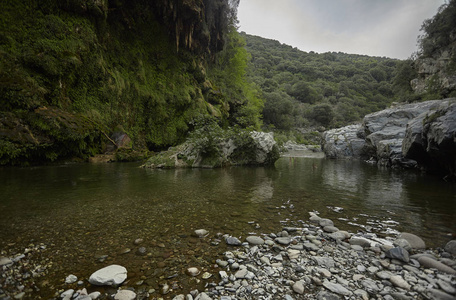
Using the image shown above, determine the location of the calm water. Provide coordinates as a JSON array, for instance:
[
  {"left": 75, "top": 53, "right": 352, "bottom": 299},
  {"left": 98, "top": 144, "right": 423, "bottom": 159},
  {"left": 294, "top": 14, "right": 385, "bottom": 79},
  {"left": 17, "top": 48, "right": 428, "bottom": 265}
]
[{"left": 1, "top": 154, "right": 455, "bottom": 298}]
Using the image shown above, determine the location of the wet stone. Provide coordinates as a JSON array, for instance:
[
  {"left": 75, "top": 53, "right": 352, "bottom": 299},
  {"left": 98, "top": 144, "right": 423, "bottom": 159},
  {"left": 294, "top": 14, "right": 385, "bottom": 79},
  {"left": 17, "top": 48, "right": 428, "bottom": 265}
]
[
  {"left": 385, "top": 247, "right": 410, "bottom": 263},
  {"left": 246, "top": 236, "right": 264, "bottom": 245},
  {"left": 275, "top": 237, "right": 292, "bottom": 245},
  {"left": 225, "top": 237, "right": 242, "bottom": 246}
]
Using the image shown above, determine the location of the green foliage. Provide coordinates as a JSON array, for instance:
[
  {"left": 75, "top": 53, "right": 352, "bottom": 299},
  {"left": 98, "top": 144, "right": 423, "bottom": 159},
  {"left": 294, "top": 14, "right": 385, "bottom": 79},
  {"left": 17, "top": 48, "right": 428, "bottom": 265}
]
[
  {"left": 241, "top": 33, "right": 400, "bottom": 131},
  {"left": 418, "top": 0, "right": 456, "bottom": 58},
  {"left": 208, "top": 29, "right": 264, "bottom": 129},
  {"left": 0, "top": 0, "right": 261, "bottom": 165}
]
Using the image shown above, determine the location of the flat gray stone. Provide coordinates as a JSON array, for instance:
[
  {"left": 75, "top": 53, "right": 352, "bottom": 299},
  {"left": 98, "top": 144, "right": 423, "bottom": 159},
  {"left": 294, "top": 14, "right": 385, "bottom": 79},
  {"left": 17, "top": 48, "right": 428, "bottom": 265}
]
[
  {"left": 390, "top": 275, "right": 411, "bottom": 290},
  {"left": 319, "top": 219, "right": 334, "bottom": 227},
  {"left": 323, "top": 281, "right": 351, "bottom": 296},
  {"left": 312, "top": 256, "right": 335, "bottom": 268},
  {"left": 303, "top": 242, "right": 320, "bottom": 251},
  {"left": 329, "top": 232, "right": 346, "bottom": 241},
  {"left": 275, "top": 237, "right": 292, "bottom": 245},
  {"left": 349, "top": 237, "right": 371, "bottom": 248},
  {"left": 426, "top": 289, "right": 455, "bottom": 300},
  {"left": 418, "top": 256, "right": 456, "bottom": 274},
  {"left": 246, "top": 236, "right": 264, "bottom": 245},
  {"left": 317, "top": 291, "right": 341, "bottom": 300},
  {"left": 323, "top": 226, "right": 339, "bottom": 233},
  {"left": 225, "top": 236, "right": 242, "bottom": 246},
  {"left": 385, "top": 247, "right": 410, "bottom": 263}
]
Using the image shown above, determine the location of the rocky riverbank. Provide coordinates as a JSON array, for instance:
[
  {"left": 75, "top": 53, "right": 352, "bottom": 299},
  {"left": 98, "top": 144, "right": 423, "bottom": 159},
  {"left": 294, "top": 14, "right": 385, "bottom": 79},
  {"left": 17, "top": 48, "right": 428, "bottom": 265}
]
[
  {"left": 322, "top": 99, "right": 456, "bottom": 180},
  {"left": 2, "top": 213, "right": 455, "bottom": 300}
]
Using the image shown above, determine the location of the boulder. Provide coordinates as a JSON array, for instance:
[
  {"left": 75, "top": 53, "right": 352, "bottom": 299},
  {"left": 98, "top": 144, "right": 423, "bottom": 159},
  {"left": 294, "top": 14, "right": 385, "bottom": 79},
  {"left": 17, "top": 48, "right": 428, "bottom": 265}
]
[
  {"left": 88, "top": 265, "right": 127, "bottom": 286},
  {"left": 403, "top": 100, "right": 456, "bottom": 178},
  {"left": 322, "top": 124, "right": 365, "bottom": 158},
  {"left": 397, "top": 232, "right": 426, "bottom": 249},
  {"left": 322, "top": 99, "right": 456, "bottom": 177},
  {"left": 444, "top": 240, "right": 456, "bottom": 256},
  {"left": 142, "top": 130, "right": 280, "bottom": 169}
]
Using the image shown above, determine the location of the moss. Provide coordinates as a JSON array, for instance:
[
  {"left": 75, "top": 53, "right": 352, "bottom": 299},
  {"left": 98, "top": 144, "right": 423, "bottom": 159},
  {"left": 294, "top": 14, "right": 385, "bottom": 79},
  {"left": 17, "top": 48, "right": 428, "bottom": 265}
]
[{"left": 0, "top": 1, "right": 262, "bottom": 165}]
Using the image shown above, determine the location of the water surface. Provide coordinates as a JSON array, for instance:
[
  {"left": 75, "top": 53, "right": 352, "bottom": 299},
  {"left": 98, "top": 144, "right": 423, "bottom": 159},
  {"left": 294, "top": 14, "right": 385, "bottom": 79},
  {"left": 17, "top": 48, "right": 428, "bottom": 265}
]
[{"left": 0, "top": 154, "right": 455, "bottom": 298}]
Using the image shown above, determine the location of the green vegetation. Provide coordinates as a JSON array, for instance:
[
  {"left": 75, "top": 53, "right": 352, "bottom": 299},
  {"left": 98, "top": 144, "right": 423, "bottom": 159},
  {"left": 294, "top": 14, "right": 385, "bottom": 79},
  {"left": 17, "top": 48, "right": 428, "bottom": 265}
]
[
  {"left": 241, "top": 33, "right": 401, "bottom": 131},
  {"left": 0, "top": 0, "right": 261, "bottom": 165},
  {"left": 418, "top": 0, "right": 456, "bottom": 58}
]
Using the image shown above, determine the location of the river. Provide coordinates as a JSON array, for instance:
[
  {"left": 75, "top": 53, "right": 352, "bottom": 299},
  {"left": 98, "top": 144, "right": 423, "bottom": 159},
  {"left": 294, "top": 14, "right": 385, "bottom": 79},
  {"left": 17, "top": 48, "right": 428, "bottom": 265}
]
[{"left": 0, "top": 153, "right": 455, "bottom": 298}]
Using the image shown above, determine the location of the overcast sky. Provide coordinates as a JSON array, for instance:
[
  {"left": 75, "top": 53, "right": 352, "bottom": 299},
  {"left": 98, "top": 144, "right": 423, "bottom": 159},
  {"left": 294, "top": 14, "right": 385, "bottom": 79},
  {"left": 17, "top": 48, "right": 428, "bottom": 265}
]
[{"left": 237, "top": 0, "right": 446, "bottom": 59}]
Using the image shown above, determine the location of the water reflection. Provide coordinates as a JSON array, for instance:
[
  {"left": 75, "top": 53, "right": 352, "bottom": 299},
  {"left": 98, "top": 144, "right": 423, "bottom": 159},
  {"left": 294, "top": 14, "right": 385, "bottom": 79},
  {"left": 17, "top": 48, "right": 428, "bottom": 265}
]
[{"left": 0, "top": 158, "right": 455, "bottom": 298}]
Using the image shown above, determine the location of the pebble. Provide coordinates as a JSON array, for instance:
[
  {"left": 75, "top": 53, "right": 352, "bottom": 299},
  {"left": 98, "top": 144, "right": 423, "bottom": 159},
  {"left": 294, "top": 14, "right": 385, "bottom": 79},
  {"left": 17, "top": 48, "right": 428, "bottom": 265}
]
[
  {"left": 390, "top": 275, "right": 411, "bottom": 290},
  {"left": 225, "top": 236, "right": 242, "bottom": 246},
  {"left": 114, "top": 289, "right": 136, "bottom": 300},
  {"left": 186, "top": 267, "right": 200, "bottom": 277},
  {"left": 7, "top": 214, "right": 454, "bottom": 300},
  {"left": 65, "top": 274, "right": 78, "bottom": 284},
  {"left": 194, "top": 229, "right": 208, "bottom": 238},
  {"left": 292, "top": 280, "right": 305, "bottom": 294}
]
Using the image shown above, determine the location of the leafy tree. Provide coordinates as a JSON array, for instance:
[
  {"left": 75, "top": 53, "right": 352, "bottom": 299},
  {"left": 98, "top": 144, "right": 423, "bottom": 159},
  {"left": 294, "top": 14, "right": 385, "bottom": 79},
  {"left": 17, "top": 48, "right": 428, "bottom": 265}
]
[
  {"left": 309, "top": 104, "right": 334, "bottom": 127},
  {"left": 289, "top": 81, "right": 320, "bottom": 104}
]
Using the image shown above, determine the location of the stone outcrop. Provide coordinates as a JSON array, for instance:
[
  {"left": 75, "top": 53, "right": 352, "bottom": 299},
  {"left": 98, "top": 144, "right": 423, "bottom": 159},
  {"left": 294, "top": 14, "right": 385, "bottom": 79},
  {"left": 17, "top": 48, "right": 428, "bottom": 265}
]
[
  {"left": 321, "top": 125, "right": 365, "bottom": 159},
  {"left": 142, "top": 131, "right": 280, "bottom": 169},
  {"left": 322, "top": 99, "right": 456, "bottom": 179},
  {"left": 411, "top": 48, "right": 456, "bottom": 97}
]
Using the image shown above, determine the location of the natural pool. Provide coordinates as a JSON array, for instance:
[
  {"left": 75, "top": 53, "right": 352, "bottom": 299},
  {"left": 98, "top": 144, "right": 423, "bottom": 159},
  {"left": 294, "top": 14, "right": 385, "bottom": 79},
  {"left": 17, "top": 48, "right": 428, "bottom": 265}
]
[{"left": 0, "top": 153, "right": 455, "bottom": 298}]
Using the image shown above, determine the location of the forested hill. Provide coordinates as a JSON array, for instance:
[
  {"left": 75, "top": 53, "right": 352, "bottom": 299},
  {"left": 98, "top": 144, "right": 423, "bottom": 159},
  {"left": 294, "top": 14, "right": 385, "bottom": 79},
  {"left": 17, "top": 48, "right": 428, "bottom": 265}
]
[
  {"left": 241, "top": 33, "right": 402, "bottom": 130},
  {"left": 0, "top": 0, "right": 262, "bottom": 165}
]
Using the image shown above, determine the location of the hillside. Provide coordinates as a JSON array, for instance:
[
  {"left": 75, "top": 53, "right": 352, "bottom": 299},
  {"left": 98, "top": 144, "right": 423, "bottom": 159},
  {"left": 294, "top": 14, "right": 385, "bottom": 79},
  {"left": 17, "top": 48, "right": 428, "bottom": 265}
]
[
  {"left": 411, "top": 0, "right": 456, "bottom": 98},
  {"left": 241, "top": 33, "right": 403, "bottom": 132},
  {"left": 0, "top": 0, "right": 262, "bottom": 165}
]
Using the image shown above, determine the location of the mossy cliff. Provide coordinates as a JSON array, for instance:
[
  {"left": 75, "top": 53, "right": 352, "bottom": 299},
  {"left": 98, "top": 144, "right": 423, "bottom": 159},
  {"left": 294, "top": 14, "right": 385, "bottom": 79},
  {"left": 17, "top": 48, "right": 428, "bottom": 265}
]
[{"left": 0, "top": 0, "right": 262, "bottom": 165}]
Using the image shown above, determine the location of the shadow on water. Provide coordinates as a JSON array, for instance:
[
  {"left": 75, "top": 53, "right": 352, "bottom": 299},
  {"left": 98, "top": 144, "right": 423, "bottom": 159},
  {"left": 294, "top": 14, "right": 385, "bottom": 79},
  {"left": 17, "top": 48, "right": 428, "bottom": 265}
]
[{"left": 0, "top": 156, "right": 455, "bottom": 298}]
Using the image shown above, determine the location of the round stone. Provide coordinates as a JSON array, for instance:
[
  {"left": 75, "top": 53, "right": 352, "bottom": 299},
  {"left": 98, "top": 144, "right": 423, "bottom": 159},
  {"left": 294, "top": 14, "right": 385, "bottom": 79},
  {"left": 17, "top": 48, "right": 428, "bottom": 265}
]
[
  {"left": 398, "top": 232, "right": 426, "bottom": 249},
  {"left": 88, "top": 265, "right": 128, "bottom": 286},
  {"left": 186, "top": 267, "right": 200, "bottom": 277},
  {"left": 246, "top": 236, "right": 265, "bottom": 245},
  {"left": 444, "top": 240, "right": 456, "bottom": 256},
  {"left": 194, "top": 229, "right": 208, "bottom": 238}
]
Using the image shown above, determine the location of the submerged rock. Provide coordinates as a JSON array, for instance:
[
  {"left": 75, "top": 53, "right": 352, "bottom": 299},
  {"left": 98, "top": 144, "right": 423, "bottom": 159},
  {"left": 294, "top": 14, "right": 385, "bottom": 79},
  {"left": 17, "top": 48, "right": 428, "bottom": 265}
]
[
  {"left": 114, "top": 289, "right": 136, "bottom": 300},
  {"left": 88, "top": 265, "right": 127, "bottom": 286}
]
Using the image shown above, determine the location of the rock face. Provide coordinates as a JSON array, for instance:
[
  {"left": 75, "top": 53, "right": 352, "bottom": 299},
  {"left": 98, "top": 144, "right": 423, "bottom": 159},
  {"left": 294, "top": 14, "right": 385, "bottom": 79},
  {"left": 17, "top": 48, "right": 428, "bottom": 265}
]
[
  {"left": 142, "top": 131, "right": 280, "bottom": 169},
  {"left": 321, "top": 125, "right": 365, "bottom": 158},
  {"left": 411, "top": 51, "right": 456, "bottom": 97},
  {"left": 88, "top": 265, "right": 127, "bottom": 286},
  {"left": 322, "top": 99, "right": 456, "bottom": 179}
]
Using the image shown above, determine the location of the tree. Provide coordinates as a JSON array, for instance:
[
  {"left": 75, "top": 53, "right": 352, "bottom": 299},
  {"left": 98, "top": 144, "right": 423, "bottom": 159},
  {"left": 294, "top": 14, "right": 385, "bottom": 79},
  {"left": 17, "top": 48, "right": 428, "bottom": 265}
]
[
  {"left": 289, "top": 82, "right": 319, "bottom": 104},
  {"left": 310, "top": 104, "right": 334, "bottom": 127}
]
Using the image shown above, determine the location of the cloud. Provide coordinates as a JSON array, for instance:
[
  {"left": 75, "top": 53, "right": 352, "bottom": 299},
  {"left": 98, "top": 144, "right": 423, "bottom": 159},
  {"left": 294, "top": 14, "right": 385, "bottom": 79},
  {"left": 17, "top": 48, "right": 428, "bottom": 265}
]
[{"left": 237, "top": 0, "right": 445, "bottom": 59}]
